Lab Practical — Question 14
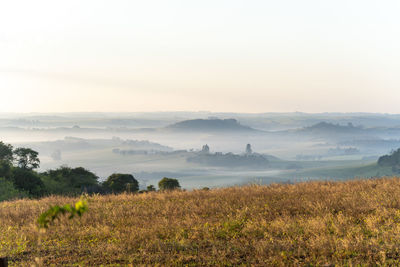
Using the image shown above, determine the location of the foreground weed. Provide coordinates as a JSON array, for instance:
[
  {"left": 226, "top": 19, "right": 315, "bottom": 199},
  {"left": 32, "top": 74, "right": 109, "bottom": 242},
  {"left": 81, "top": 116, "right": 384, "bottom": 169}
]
[
  {"left": 33, "top": 198, "right": 88, "bottom": 266},
  {"left": 37, "top": 198, "right": 88, "bottom": 229}
]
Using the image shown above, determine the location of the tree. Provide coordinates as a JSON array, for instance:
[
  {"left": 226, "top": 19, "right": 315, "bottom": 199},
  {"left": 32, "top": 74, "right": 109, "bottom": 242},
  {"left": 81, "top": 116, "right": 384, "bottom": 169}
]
[
  {"left": 158, "top": 177, "right": 181, "bottom": 191},
  {"left": 0, "top": 160, "right": 11, "bottom": 180},
  {"left": 14, "top": 147, "right": 40, "bottom": 170},
  {"left": 0, "top": 141, "right": 13, "bottom": 163},
  {"left": 41, "top": 166, "right": 99, "bottom": 195},
  {"left": 378, "top": 148, "right": 400, "bottom": 167},
  {"left": 103, "top": 173, "right": 139, "bottom": 193},
  {"left": 11, "top": 168, "right": 45, "bottom": 196}
]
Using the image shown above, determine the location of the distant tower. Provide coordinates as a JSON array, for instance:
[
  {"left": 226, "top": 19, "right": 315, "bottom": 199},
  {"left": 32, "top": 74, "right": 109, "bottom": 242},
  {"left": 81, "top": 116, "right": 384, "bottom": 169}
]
[
  {"left": 245, "top": 144, "right": 252, "bottom": 155},
  {"left": 201, "top": 144, "right": 210, "bottom": 154}
]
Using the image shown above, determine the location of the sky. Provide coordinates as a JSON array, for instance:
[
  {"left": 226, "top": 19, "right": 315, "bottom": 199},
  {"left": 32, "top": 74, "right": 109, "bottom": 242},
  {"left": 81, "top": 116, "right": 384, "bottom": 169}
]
[{"left": 1, "top": 0, "right": 400, "bottom": 113}]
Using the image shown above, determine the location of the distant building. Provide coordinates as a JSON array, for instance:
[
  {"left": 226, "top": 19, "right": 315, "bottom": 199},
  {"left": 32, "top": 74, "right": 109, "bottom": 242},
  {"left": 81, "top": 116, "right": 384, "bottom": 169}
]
[
  {"left": 201, "top": 144, "right": 210, "bottom": 154},
  {"left": 245, "top": 144, "right": 252, "bottom": 155}
]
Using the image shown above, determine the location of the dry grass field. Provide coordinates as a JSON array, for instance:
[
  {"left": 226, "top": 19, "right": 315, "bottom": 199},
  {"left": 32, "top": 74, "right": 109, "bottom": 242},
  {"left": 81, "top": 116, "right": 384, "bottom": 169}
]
[{"left": 2, "top": 178, "right": 400, "bottom": 266}]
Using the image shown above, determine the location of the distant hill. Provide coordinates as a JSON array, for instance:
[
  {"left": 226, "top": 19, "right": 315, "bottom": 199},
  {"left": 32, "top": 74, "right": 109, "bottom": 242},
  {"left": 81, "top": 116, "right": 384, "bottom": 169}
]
[
  {"left": 26, "top": 137, "right": 173, "bottom": 154},
  {"left": 166, "top": 119, "right": 258, "bottom": 132},
  {"left": 301, "top": 122, "right": 364, "bottom": 134}
]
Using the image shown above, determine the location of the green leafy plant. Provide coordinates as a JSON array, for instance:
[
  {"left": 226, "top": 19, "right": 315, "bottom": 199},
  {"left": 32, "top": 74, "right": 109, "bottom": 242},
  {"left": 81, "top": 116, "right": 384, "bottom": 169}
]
[{"left": 38, "top": 199, "right": 88, "bottom": 229}]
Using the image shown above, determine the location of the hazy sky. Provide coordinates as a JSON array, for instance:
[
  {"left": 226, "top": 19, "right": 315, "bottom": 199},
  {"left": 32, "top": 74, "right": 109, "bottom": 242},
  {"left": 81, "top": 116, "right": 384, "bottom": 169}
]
[{"left": 1, "top": 0, "right": 400, "bottom": 113}]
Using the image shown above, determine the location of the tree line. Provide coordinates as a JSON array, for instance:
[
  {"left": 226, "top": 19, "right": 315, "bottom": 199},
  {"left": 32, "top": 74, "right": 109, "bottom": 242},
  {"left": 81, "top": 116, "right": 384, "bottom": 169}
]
[
  {"left": 0, "top": 141, "right": 181, "bottom": 202},
  {"left": 377, "top": 148, "right": 400, "bottom": 173}
]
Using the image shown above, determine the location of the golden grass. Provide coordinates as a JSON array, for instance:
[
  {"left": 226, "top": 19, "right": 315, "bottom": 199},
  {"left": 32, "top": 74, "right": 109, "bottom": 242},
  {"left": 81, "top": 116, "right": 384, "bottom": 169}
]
[{"left": 2, "top": 178, "right": 400, "bottom": 266}]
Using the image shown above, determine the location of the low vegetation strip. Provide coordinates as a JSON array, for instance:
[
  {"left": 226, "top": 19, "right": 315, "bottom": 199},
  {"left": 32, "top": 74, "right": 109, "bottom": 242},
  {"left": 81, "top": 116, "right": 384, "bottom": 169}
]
[{"left": 2, "top": 178, "right": 400, "bottom": 265}]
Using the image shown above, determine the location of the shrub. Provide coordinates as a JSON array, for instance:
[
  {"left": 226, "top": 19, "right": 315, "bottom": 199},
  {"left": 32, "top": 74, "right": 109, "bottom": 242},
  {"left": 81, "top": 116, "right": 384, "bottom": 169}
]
[
  {"left": 0, "top": 177, "right": 27, "bottom": 201},
  {"left": 147, "top": 185, "right": 156, "bottom": 191}
]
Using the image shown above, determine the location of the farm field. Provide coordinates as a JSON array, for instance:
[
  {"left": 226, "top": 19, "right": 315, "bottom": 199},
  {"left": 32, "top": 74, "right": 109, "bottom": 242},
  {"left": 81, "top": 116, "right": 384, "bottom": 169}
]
[{"left": 2, "top": 177, "right": 400, "bottom": 265}]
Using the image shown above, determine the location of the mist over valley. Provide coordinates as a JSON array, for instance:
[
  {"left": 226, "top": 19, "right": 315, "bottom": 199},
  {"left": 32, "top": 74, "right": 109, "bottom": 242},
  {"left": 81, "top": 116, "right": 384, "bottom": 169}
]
[{"left": 2, "top": 112, "right": 399, "bottom": 189}]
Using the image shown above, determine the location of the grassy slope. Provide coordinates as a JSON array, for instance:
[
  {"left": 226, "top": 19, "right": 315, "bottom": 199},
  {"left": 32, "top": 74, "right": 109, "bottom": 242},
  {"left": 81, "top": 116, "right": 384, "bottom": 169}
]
[
  {"left": 280, "top": 162, "right": 395, "bottom": 180},
  {"left": 2, "top": 178, "right": 400, "bottom": 265}
]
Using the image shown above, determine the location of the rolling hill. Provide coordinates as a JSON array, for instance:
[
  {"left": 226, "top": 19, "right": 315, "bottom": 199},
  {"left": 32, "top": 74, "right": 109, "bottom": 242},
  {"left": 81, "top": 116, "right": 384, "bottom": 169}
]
[{"left": 166, "top": 118, "right": 259, "bottom": 132}]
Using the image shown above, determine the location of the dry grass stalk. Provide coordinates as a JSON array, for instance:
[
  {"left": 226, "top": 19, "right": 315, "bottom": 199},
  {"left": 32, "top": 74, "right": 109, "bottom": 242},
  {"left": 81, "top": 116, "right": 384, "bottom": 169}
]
[{"left": 1, "top": 177, "right": 400, "bottom": 265}]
